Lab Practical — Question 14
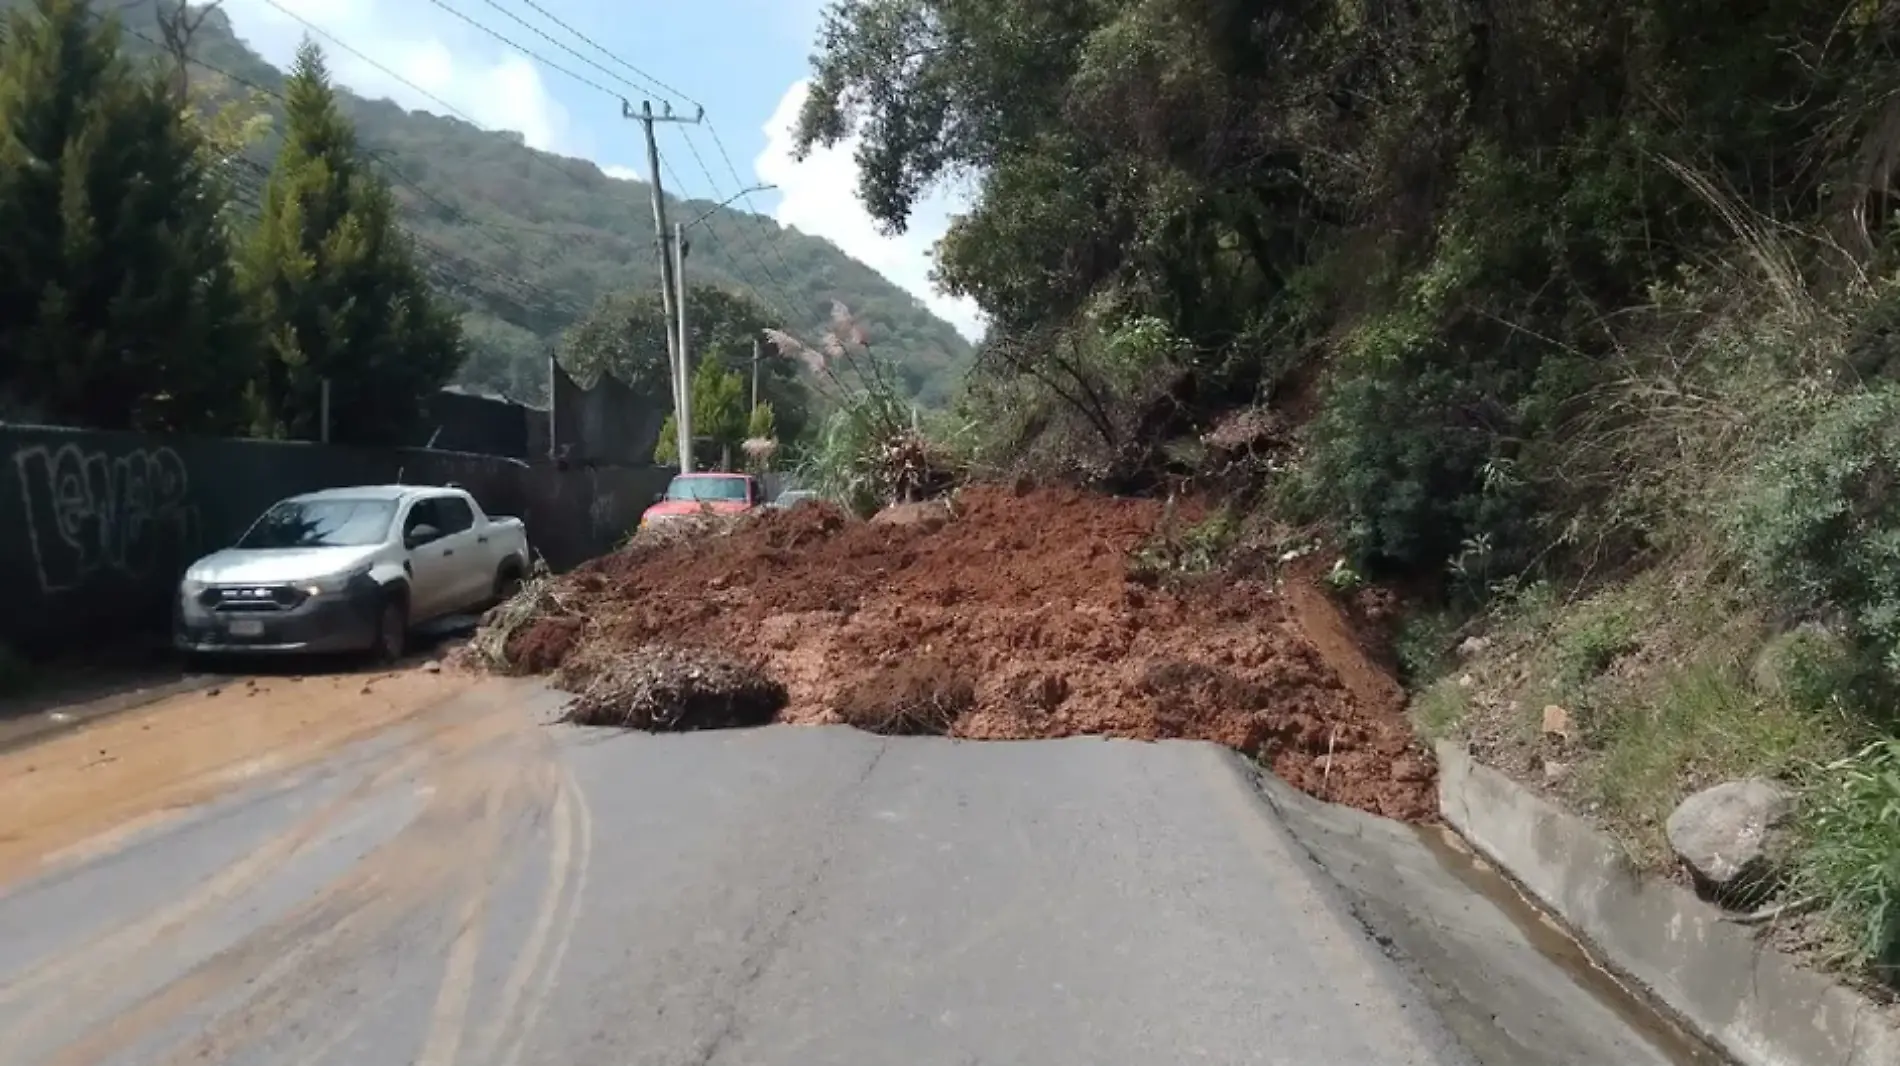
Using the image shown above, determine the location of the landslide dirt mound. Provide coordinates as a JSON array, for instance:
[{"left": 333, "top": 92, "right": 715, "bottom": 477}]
[{"left": 498, "top": 484, "right": 1434, "bottom": 820}]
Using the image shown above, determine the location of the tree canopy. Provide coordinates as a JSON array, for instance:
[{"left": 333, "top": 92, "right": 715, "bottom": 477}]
[
  {"left": 242, "top": 39, "right": 463, "bottom": 445},
  {"left": 560, "top": 280, "right": 811, "bottom": 446},
  {"left": 0, "top": 0, "right": 256, "bottom": 432},
  {"left": 797, "top": 0, "right": 1900, "bottom": 569}
]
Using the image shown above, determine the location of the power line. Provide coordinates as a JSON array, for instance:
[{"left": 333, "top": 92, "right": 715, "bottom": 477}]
[
  {"left": 700, "top": 122, "right": 805, "bottom": 289},
  {"left": 418, "top": 0, "right": 620, "bottom": 99},
  {"left": 502, "top": 0, "right": 694, "bottom": 106}
]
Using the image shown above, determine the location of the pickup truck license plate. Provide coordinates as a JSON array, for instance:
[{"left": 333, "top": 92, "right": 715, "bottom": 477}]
[{"left": 227, "top": 619, "right": 265, "bottom": 638}]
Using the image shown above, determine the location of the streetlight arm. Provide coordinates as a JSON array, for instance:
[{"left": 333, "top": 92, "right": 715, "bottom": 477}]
[{"left": 685, "top": 183, "right": 778, "bottom": 230}]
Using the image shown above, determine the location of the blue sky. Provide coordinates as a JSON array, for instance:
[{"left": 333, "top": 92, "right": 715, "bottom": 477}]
[{"left": 219, "top": 0, "right": 984, "bottom": 339}]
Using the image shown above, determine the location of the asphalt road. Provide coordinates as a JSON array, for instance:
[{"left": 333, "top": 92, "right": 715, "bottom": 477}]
[{"left": 0, "top": 681, "right": 1712, "bottom": 1066}]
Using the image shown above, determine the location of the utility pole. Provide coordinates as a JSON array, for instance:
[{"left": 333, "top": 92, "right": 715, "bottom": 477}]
[
  {"left": 673, "top": 220, "right": 693, "bottom": 472},
  {"left": 750, "top": 335, "right": 762, "bottom": 413},
  {"left": 621, "top": 98, "right": 703, "bottom": 474}
]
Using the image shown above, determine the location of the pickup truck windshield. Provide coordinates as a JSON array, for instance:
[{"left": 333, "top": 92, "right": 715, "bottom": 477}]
[
  {"left": 665, "top": 477, "right": 748, "bottom": 502},
  {"left": 237, "top": 499, "right": 397, "bottom": 549}
]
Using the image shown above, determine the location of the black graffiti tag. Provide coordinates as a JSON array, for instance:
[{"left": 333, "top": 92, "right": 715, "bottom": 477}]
[{"left": 14, "top": 443, "right": 197, "bottom": 595}]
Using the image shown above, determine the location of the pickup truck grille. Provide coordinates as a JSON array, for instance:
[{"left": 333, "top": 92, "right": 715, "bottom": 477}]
[{"left": 200, "top": 585, "right": 305, "bottom": 612}]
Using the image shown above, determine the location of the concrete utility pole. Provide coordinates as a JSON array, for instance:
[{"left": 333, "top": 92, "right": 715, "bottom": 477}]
[
  {"left": 751, "top": 335, "right": 762, "bottom": 413},
  {"left": 673, "top": 220, "right": 693, "bottom": 472},
  {"left": 621, "top": 98, "right": 703, "bottom": 474}
]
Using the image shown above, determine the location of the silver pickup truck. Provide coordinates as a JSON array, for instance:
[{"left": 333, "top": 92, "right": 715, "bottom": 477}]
[{"left": 173, "top": 484, "right": 531, "bottom": 661}]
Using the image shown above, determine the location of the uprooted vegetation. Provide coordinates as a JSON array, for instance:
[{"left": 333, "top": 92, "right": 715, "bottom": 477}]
[{"left": 474, "top": 485, "right": 1435, "bottom": 821}]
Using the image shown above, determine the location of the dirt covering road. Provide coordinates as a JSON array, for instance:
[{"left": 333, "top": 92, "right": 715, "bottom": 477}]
[
  {"left": 0, "top": 666, "right": 473, "bottom": 885},
  {"left": 494, "top": 484, "right": 1436, "bottom": 820}
]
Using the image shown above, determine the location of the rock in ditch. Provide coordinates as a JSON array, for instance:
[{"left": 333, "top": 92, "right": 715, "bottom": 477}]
[
  {"left": 563, "top": 646, "right": 787, "bottom": 732},
  {"left": 1665, "top": 778, "right": 1796, "bottom": 903}
]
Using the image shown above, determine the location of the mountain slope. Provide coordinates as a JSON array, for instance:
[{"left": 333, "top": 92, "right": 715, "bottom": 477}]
[{"left": 106, "top": 1, "right": 974, "bottom": 405}]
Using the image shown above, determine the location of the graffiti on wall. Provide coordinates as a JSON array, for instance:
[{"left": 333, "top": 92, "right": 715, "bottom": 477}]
[{"left": 13, "top": 443, "right": 200, "bottom": 594}]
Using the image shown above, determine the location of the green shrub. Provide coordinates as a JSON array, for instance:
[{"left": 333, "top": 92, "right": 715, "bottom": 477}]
[
  {"left": 1394, "top": 608, "right": 1463, "bottom": 686},
  {"left": 1304, "top": 323, "right": 1542, "bottom": 573},
  {"left": 1729, "top": 386, "right": 1900, "bottom": 673},
  {"left": 1799, "top": 739, "right": 1900, "bottom": 979}
]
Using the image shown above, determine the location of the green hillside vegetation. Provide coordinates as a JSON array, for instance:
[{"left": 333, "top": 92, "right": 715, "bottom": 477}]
[
  {"left": 137, "top": 1, "right": 971, "bottom": 407},
  {"left": 799, "top": 0, "right": 1900, "bottom": 982}
]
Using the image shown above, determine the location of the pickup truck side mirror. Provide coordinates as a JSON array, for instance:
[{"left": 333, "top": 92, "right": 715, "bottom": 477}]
[{"left": 405, "top": 524, "right": 442, "bottom": 549}]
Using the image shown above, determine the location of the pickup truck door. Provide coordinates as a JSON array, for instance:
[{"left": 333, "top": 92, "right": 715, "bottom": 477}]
[
  {"left": 427, "top": 494, "right": 490, "bottom": 613},
  {"left": 402, "top": 498, "right": 459, "bottom": 621}
]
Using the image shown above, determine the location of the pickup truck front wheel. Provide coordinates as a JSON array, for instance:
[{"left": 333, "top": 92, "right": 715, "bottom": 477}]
[
  {"left": 372, "top": 597, "right": 408, "bottom": 663},
  {"left": 492, "top": 561, "right": 525, "bottom": 606}
]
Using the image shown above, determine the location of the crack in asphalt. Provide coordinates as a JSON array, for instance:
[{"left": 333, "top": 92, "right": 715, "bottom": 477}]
[{"left": 685, "top": 736, "right": 892, "bottom": 1066}]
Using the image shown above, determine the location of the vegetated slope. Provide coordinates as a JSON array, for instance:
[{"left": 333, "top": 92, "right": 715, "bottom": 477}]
[
  {"left": 485, "top": 486, "right": 1435, "bottom": 821},
  {"left": 97, "top": 0, "right": 971, "bottom": 406}
]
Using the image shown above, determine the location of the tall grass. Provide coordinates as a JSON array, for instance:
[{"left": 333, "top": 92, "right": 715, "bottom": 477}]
[{"left": 1800, "top": 739, "right": 1900, "bottom": 979}]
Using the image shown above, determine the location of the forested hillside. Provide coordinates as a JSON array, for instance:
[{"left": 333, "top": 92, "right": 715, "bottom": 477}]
[{"left": 113, "top": 0, "right": 973, "bottom": 405}]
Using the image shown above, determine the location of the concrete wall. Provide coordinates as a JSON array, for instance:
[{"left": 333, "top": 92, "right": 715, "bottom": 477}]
[
  {"left": 1436, "top": 741, "right": 1900, "bottom": 1066},
  {"left": 419, "top": 387, "right": 546, "bottom": 459},
  {"left": 0, "top": 424, "right": 670, "bottom": 655},
  {"left": 550, "top": 360, "right": 667, "bottom": 466}
]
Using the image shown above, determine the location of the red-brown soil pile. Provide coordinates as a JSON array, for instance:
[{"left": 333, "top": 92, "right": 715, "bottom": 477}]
[{"left": 501, "top": 484, "right": 1436, "bottom": 820}]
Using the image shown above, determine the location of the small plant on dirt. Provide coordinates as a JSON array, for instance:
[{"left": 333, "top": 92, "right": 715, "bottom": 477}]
[
  {"left": 1797, "top": 738, "right": 1900, "bottom": 982},
  {"left": 1410, "top": 679, "right": 1471, "bottom": 739},
  {"left": 1128, "top": 504, "right": 1239, "bottom": 582},
  {"left": 1323, "top": 557, "right": 1364, "bottom": 592},
  {"left": 1549, "top": 597, "right": 1642, "bottom": 691},
  {"left": 1394, "top": 608, "right": 1465, "bottom": 686}
]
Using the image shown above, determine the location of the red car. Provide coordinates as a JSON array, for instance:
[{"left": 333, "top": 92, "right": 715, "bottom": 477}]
[{"left": 638, "top": 472, "right": 764, "bottom": 530}]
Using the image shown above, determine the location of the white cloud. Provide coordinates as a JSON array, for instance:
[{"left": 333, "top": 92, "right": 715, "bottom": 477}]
[
  {"left": 601, "top": 164, "right": 641, "bottom": 182},
  {"left": 221, "top": 0, "right": 588, "bottom": 158},
  {"left": 755, "top": 79, "right": 986, "bottom": 342}
]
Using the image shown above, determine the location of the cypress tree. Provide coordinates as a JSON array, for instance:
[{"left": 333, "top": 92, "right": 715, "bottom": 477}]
[
  {"left": 245, "top": 39, "right": 463, "bottom": 445},
  {"left": 0, "top": 0, "right": 259, "bottom": 433}
]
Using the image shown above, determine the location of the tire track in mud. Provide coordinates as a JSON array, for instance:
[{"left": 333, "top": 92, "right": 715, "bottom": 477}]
[
  {"left": 0, "top": 736, "right": 436, "bottom": 1018},
  {"left": 13, "top": 679, "right": 590, "bottom": 1066},
  {"left": 474, "top": 759, "right": 593, "bottom": 1066}
]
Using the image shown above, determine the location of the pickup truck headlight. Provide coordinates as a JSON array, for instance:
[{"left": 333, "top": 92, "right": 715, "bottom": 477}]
[
  {"left": 179, "top": 577, "right": 206, "bottom": 598},
  {"left": 300, "top": 566, "right": 369, "bottom": 598}
]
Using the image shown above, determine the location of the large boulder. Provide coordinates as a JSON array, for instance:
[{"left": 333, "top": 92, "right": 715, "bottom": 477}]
[{"left": 1665, "top": 778, "right": 1796, "bottom": 903}]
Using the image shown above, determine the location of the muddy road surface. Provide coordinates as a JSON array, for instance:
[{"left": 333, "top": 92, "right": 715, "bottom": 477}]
[{"left": 0, "top": 677, "right": 1713, "bottom": 1065}]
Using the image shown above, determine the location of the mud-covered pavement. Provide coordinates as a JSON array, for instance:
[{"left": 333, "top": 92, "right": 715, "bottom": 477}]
[{"left": 0, "top": 670, "right": 1719, "bottom": 1066}]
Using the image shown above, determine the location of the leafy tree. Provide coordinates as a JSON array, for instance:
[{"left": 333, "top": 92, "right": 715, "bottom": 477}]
[
  {"left": 242, "top": 39, "right": 462, "bottom": 445},
  {"left": 561, "top": 281, "right": 811, "bottom": 442},
  {"left": 0, "top": 0, "right": 259, "bottom": 433},
  {"left": 654, "top": 350, "right": 749, "bottom": 469},
  {"left": 747, "top": 400, "right": 776, "bottom": 441}
]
